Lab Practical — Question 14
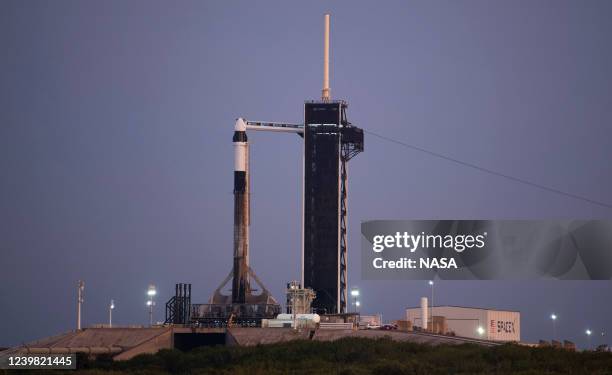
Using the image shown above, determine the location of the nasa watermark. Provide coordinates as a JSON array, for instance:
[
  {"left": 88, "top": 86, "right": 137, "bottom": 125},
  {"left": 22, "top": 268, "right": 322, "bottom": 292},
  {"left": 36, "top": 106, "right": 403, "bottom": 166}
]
[{"left": 361, "top": 220, "right": 612, "bottom": 280}]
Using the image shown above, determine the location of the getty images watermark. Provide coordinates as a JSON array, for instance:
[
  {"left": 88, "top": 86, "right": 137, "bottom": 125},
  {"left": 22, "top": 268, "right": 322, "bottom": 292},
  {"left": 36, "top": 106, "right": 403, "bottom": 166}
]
[
  {"left": 372, "top": 231, "right": 487, "bottom": 269},
  {"left": 361, "top": 220, "right": 612, "bottom": 280}
]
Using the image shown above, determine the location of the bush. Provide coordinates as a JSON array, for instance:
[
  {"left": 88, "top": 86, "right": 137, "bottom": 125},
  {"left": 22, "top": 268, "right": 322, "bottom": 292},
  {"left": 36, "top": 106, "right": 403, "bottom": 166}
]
[{"left": 78, "top": 338, "right": 612, "bottom": 374}]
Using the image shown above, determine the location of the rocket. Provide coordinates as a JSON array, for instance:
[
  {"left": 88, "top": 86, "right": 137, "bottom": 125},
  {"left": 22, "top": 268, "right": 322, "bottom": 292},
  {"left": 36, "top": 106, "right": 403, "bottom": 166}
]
[{"left": 232, "top": 118, "right": 250, "bottom": 304}]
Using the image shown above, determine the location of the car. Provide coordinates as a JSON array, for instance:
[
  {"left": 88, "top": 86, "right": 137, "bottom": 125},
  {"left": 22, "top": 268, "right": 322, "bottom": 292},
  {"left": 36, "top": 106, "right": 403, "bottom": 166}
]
[{"left": 380, "top": 324, "right": 398, "bottom": 330}]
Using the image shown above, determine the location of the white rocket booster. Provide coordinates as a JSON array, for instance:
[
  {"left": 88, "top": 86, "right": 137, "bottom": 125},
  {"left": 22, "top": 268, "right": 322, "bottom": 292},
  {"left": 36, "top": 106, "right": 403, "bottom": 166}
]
[{"left": 232, "top": 118, "right": 250, "bottom": 304}]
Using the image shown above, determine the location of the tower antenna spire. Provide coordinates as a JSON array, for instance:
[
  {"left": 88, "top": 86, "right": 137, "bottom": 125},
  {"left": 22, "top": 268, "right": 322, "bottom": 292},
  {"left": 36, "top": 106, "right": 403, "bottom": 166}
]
[{"left": 322, "top": 13, "right": 331, "bottom": 101}]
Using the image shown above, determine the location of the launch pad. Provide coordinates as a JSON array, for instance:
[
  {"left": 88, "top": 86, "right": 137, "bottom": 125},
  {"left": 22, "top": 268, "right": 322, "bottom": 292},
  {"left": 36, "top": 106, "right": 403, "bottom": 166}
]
[{"left": 165, "top": 14, "right": 363, "bottom": 326}]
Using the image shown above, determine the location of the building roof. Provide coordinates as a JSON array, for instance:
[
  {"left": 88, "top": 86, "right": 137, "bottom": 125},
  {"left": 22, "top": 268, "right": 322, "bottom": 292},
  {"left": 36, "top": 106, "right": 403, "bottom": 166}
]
[{"left": 405, "top": 305, "right": 520, "bottom": 313}]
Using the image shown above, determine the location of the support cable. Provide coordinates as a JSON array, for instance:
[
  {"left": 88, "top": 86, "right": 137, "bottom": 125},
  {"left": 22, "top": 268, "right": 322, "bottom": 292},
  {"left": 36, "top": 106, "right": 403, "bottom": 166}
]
[{"left": 365, "top": 129, "right": 612, "bottom": 210}]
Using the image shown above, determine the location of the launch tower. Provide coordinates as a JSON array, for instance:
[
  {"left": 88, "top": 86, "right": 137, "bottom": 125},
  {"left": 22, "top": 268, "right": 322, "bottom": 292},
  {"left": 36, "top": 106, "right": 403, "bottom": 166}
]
[{"left": 303, "top": 100, "right": 363, "bottom": 314}]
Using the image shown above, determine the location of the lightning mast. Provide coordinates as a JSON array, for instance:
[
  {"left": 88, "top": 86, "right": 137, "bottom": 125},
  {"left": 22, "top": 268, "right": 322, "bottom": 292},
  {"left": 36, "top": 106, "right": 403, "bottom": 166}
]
[{"left": 322, "top": 14, "right": 331, "bottom": 101}]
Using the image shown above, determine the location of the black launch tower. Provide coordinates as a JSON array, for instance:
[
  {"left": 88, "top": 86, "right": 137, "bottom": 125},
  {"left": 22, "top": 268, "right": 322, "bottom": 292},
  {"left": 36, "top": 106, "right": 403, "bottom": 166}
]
[
  {"left": 166, "top": 14, "right": 363, "bottom": 326},
  {"left": 303, "top": 100, "right": 363, "bottom": 314}
]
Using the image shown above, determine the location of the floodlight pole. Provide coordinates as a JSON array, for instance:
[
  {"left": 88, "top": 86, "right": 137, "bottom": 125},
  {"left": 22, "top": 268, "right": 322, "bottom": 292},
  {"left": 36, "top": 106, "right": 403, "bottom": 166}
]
[
  {"left": 429, "top": 281, "right": 434, "bottom": 330},
  {"left": 149, "top": 301, "right": 153, "bottom": 326},
  {"left": 109, "top": 299, "right": 114, "bottom": 328},
  {"left": 147, "top": 285, "right": 156, "bottom": 326}
]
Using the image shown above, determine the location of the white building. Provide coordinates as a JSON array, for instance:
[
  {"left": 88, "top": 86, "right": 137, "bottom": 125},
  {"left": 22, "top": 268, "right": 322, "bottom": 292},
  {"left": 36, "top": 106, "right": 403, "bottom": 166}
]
[{"left": 406, "top": 305, "right": 520, "bottom": 342}]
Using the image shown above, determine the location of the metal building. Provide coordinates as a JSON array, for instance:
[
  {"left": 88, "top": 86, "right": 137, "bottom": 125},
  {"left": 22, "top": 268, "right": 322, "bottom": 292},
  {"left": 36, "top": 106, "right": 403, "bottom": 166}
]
[{"left": 406, "top": 305, "right": 521, "bottom": 342}]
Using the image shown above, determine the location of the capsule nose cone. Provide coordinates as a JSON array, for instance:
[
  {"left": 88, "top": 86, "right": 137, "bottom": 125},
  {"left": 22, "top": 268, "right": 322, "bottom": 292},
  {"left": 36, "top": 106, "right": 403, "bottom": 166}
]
[{"left": 235, "top": 118, "right": 247, "bottom": 132}]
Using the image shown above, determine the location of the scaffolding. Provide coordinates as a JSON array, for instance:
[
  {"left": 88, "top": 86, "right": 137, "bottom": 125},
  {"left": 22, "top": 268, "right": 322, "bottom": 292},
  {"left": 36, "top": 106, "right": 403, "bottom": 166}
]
[{"left": 285, "top": 281, "right": 316, "bottom": 315}]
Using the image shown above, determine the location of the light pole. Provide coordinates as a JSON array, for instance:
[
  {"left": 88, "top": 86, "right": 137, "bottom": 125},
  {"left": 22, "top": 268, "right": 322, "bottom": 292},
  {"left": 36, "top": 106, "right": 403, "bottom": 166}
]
[
  {"left": 586, "top": 329, "right": 592, "bottom": 350},
  {"left": 428, "top": 280, "right": 434, "bottom": 327},
  {"left": 109, "top": 299, "right": 115, "bottom": 328},
  {"left": 550, "top": 314, "right": 557, "bottom": 341},
  {"left": 350, "top": 288, "right": 359, "bottom": 313},
  {"left": 292, "top": 296, "right": 296, "bottom": 330},
  {"left": 77, "top": 281, "right": 84, "bottom": 330},
  {"left": 355, "top": 300, "right": 360, "bottom": 313},
  {"left": 147, "top": 285, "right": 157, "bottom": 326}
]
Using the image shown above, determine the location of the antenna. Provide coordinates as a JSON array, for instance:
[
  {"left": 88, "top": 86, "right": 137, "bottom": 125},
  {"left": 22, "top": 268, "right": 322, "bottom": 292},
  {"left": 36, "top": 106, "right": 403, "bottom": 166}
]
[{"left": 322, "top": 14, "right": 331, "bottom": 101}]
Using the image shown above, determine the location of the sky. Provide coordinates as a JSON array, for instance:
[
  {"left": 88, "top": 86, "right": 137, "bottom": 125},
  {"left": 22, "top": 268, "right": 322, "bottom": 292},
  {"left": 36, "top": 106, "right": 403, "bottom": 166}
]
[{"left": 1, "top": 0, "right": 611, "bottom": 348}]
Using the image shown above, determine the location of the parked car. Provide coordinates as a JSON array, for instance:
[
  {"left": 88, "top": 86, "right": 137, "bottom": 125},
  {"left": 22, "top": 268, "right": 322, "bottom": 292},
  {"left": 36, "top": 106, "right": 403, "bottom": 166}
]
[{"left": 380, "top": 324, "right": 398, "bottom": 330}]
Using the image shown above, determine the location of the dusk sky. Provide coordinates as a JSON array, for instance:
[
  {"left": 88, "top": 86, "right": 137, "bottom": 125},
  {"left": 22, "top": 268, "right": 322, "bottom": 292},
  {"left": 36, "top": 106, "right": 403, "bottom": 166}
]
[{"left": 1, "top": 0, "right": 611, "bottom": 348}]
